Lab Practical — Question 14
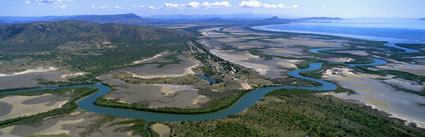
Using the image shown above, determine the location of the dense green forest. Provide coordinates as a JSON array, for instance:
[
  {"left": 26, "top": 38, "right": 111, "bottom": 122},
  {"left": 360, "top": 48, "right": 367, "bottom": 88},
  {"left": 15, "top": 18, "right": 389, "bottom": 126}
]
[
  {"left": 168, "top": 89, "right": 425, "bottom": 137},
  {"left": 0, "top": 21, "right": 194, "bottom": 74}
]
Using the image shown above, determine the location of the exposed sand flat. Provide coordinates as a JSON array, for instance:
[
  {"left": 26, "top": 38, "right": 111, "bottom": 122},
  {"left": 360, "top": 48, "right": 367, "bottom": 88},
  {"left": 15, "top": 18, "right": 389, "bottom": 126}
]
[
  {"left": 240, "top": 80, "right": 253, "bottom": 90},
  {"left": 230, "top": 41, "right": 270, "bottom": 49},
  {"left": 60, "top": 72, "right": 85, "bottom": 79},
  {"left": 88, "top": 118, "right": 138, "bottom": 137},
  {"left": 383, "top": 78, "right": 424, "bottom": 91},
  {"left": 210, "top": 49, "right": 270, "bottom": 75},
  {"left": 0, "top": 94, "right": 69, "bottom": 121},
  {"left": 323, "top": 67, "right": 425, "bottom": 128},
  {"left": 261, "top": 48, "right": 305, "bottom": 57},
  {"left": 222, "top": 27, "right": 246, "bottom": 33},
  {"left": 335, "top": 50, "right": 369, "bottom": 56},
  {"left": 0, "top": 112, "right": 134, "bottom": 137},
  {"left": 378, "top": 61, "right": 425, "bottom": 76},
  {"left": 148, "top": 86, "right": 210, "bottom": 108},
  {"left": 132, "top": 52, "right": 166, "bottom": 65},
  {"left": 155, "top": 84, "right": 197, "bottom": 97},
  {"left": 0, "top": 67, "right": 84, "bottom": 89},
  {"left": 216, "top": 37, "right": 268, "bottom": 43},
  {"left": 263, "top": 38, "right": 344, "bottom": 48},
  {"left": 0, "top": 71, "right": 64, "bottom": 89},
  {"left": 326, "top": 57, "right": 354, "bottom": 63},
  {"left": 0, "top": 67, "right": 58, "bottom": 77},
  {"left": 210, "top": 49, "right": 301, "bottom": 78},
  {"left": 230, "top": 32, "right": 273, "bottom": 36},
  {"left": 192, "top": 95, "right": 210, "bottom": 105},
  {"left": 236, "top": 45, "right": 265, "bottom": 49},
  {"left": 151, "top": 123, "right": 171, "bottom": 137},
  {"left": 99, "top": 74, "right": 210, "bottom": 108},
  {"left": 124, "top": 56, "right": 200, "bottom": 79},
  {"left": 199, "top": 27, "right": 231, "bottom": 38},
  {"left": 410, "top": 56, "right": 425, "bottom": 59}
]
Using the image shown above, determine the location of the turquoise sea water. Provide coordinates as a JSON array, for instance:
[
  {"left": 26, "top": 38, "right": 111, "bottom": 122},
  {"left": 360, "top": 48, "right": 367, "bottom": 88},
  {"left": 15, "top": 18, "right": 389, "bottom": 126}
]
[
  {"left": 257, "top": 19, "right": 425, "bottom": 43},
  {"left": 254, "top": 19, "right": 425, "bottom": 53}
]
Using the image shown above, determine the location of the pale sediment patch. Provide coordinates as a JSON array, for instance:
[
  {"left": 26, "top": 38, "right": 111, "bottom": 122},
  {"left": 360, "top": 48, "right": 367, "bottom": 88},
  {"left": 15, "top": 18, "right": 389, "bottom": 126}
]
[
  {"left": 383, "top": 78, "right": 424, "bottom": 91},
  {"left": 29, "top": 119, "right": 85, "bottom": 135},
  {"left": 148, "top": 88, "right": 210, "bottom": 108},
  {"left": 192, "top": 95, "right": 210, "bottom": 105},
  {"left": 60, "top": 72, "right": 85, "bottom": 79},
  {"left": 377, "top": 59, "right": 425, "bottom": 76},
  {"left": 210, "top": 49, "right": 300, "bottom": 78},
  {"left": 0, "top": 67, "right": 58, "bottom": 77},
  {"left": 359, "top": 89, "right": 378, "bottom": 94},
  {"left": 335, "top": 50, "right": 369, "bottom": 56},
  {"left": 362, "top": 96, "right": 392, "bottom": 112},
  {"left": 98, "top": 73, "right": 210, "bottom": 108},
  {"left": 0, "top": 67, "right": 77, "bottom": 89},
  {"left": 0, "top": 94, "right": 69, "bottom": 121},
  {"left": 277, "top": 60, "right": 300, "bottom": 69},
  {"left": 88, "top": 118, "right": 139, "bottom": 137},
  {"left": 210, "top": 49, "right": 270, "bottom": 75},
  {"left": 263, "top": 38, "right": 344, "bottom": 48},
  {"left": 323, "top": 67, "right": 425, "bottom": 128},
  {"left": 216, "top": 37, "right": 268, "bottom": 43},
  {"left": 326, "top": 57, "right": 354, "bottom": 63},
  {"left": 155, "top": 84, "right": 198, "bottom": 97},
  {"left": 127, "top": 57, "right": 200, "bottom": 79},
  {"left": 151, "top": 123, "right": 171, "bottom": 137},
  {"left": 240, "top": 80, "right": 253, "bottom": 90},
  {"left": 132, "top": 52, "right": 166, "bottom": 65},
  {"left": 260, "top": 48, "right": 305, "bottom": 57},
  {"left": 0, "top": 112, "right": 121, "bottom": 137}
]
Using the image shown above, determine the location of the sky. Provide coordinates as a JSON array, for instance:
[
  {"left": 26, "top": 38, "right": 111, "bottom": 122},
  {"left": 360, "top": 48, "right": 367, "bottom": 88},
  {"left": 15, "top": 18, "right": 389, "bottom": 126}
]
[{"left": 1, "top": 0, "right": 424, "bottom": 18}]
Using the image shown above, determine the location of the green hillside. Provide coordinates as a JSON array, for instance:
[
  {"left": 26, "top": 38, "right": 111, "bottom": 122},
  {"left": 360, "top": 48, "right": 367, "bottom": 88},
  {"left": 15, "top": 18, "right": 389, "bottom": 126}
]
[{"left": 0, "top": 21, "right": 194, "bottom": 74}]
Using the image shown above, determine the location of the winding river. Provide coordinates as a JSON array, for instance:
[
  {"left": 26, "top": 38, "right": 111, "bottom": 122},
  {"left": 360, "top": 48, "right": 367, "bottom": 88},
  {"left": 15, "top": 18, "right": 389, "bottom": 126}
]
[
  {"left": 0, "top": 25, "right": 419, "bottom": 123},
  {"left": 0, "top": 50, "right": 390, "bottom": 122}
]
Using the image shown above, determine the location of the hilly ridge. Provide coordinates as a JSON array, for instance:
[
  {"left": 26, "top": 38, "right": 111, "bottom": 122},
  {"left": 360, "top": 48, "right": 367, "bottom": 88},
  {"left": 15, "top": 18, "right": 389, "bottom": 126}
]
[
  {"left": 0, "top": 21, "right": 192, "bottom": 51},
  {"left": 0, "top": 21, "right": 194, "bottom": 74},
  {"left": 0, "top": 13, "right": 161, "bottom": 25}
]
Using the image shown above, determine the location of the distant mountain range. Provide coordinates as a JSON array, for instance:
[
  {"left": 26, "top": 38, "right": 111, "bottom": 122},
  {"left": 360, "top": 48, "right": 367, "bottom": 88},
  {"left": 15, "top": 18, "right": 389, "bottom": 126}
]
[
  {"left": 0, "top": 13, "right": 161, "bottom": 25},
  {"left": 420, "top": 18, "right": 425, "bottom": 20},
  {"left": 0, "top": 13, "right": 342, "bottom": 25},
  {"left": 146, "top": 14, "right": 273, "bottom": 20}
]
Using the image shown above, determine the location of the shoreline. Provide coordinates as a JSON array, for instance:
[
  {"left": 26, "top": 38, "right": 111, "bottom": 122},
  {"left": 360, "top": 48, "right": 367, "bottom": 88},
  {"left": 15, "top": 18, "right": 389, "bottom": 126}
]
[
  {"left": 251, "top": 24, "right": 422, "bottom": 53},
  {"left": 251, "top": 24, "right": 425, "bottom": 129}
]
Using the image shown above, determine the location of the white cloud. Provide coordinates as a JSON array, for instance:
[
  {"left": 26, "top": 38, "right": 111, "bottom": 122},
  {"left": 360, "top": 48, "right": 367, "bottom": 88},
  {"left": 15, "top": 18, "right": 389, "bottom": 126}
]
[
  {"left": 209, "top": 1, "right": 231, "bottom": 8},
  {"left": 240, "top": 0, "right": 261, "bottom": 8},
  {"left": 91, "top": 5, "right": 96, "bottom": 9},
  {"left": 188, "top": 1, "right": 200, "bottom": 8},
  {"left": 163, "top": 1, "right": 231, "bottom": 9},
  {"left": 149, "top": 5, "right": 156, "bottom": 9},
  {"left": 240, "top": 0, "right": 298, "bottom": 9},
  {"left": 25, "top": 0, "right": 31, "bottom": 4},
  {"left": 164, "top": 3, "right": 184, "bottom": 8},
  {"left": 263, "top": 3, "right": 287, "bottom": 9}
]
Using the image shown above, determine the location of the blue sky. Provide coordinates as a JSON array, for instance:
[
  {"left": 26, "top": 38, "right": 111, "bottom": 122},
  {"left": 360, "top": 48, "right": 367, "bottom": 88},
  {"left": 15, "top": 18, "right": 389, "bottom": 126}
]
[{"left": 1, "top": 0, "right": 424, "bottom": 18}]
